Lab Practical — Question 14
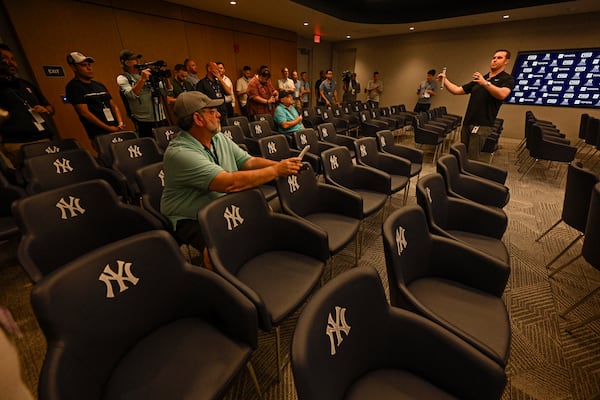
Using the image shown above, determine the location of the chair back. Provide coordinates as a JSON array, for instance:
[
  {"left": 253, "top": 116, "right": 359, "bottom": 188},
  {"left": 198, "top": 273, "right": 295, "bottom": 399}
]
[
  {"left": 152, "top": 125, "right": 180, "bottom": 151},
  {"left": 249, "top": 120, "right": 274, "bottom": 139},
  {"left": 359, "top": 110, "right": 372, "bottom": 123},
  {"left": 254, "top": 113, "right": 277, "bottom": 131},
  {"left": 227, "top": 116, "right": 251, "bottom": 138},
  {"left": 416, "top": 173, "right": 450, "bottom": 230},
  {"left": 291, "top": 266, "right": 392, "bottom": 400},
  {"left": 135, "top": 161, "right": 172, "bottom": 232},
  {"left": 12, "top": 179, "right": 163, "bottom": 282},
  {"left": 317, "top": 122, "right": 339, "bottom": 143},
  {"left": 258, "top": 134, "right": 295, "bottom": 161},
  {"left": 22, "top": 148, "right": 127, "bottom": 198},
  {"left": 382, "top": 206, "right": 435, "bottom": 300},
  {"left": 582, "top": 183, "right": 600, "bottom": 270},
  {"left": 276, "top": 163, "right": 320, "bottom": 218},
  {"left": 354, "top": 136, "right": 380, "bottom": 168},
  {"left": 562, "top": 161, "right": 599, "bottom": 232},
  {"left": 321, "top": 146, "right": 355, "bottom": 189},
  {"left": 293, "top": 129, "right": 319, "bottom": 154},
  {"left": 375, "top": 130, "right": 395, "bottom": 152},
  {"left": 30, "top": 230, "right": 234, "bottom": 400},
  {"left": 436, "top": 155, "right": 462, "bottom": 193},
  {"left": 111, "top": 137, "right": 164, "bottom": 199},
  {"left": 92, "top": 131, "right": 138, "bottom": 167},
  {"left": 221, "top": 125, "right": 248, "bottom": 149},
  {"left": 20, "top": 138, "right": 81, "bottom": 159},
  {"left": 578, "top": 113, "right": 590, "bottom": 140},
  {"left": 198, "top": 188, "right": 272, "bottom": 276}
]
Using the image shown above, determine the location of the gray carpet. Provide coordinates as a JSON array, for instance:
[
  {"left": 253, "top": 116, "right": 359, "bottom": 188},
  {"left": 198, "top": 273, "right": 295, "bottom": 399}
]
[{"left": 1, "top": 135, "right": 599, "bottom": 400}]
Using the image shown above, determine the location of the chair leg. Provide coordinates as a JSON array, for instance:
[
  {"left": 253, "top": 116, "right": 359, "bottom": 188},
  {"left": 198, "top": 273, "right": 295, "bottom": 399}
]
[
  {"left": 246, "top": 361, "right": 264, "bottom": 400},
  {"left": 549, "top": 253, "right": 582, "bottom": 278},
  {"left": 275, "top": 325, "right": 282, "bottom": 383},
  {"left": 354, "top": 232, "right": 360, "bottom": 268},
  {"left": 560, "top": 286, "right": 600, "bottom": 318},
  {"left": 519, "top": 158, "right": 538, "bottom": 180},
  {"left": 544, "top": 234, "right": 582, "bottom": 270},
  {"left": 536, "top": 218, "right": 563, "bottom": 242}
]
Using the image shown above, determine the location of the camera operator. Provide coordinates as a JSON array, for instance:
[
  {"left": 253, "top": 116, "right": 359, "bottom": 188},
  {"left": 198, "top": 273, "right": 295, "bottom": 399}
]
[
  {"left": 342, "top": 71, "right": 360, "bottom": 103},
  {"left": 117, "top": 49, "right": 173, "bottom": 137},
  {"left": 196, "top": 61, "right": 232, "bottom": 127}
]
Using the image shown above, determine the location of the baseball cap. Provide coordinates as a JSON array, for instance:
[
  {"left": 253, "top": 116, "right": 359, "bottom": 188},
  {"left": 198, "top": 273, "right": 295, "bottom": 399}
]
[
  {"left": 279, "top": 91, "right": 292, "bottom": 100},
  {"left": 119, "top": 49, "right": 142, "bottom": 63},
  {"left": 67, "top": 52, "right": 94, "bottom": 65},
  {"left": 174, "top": 92, "right": 224, "bottom": 119}
]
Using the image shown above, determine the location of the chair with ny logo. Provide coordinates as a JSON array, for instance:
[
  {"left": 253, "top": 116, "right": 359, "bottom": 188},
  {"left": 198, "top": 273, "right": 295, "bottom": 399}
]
[
  {"left": 291, "top": 266, "right": 507, "bottom": 400},
  {"left": 292, "top": 128, "right": 336, "bottom": 175},
  {"left": 111, "top": 137, "right": 164, "bottom": 203},
  {"left": 21, "top": 148, "right": 128, "bottom": 200},
  {"left": 151, "top": 125, "right": 181, "bottom": 152},
  {"left": 31, "top": 230, "right": 261, "bottom": 400},
  {"left": 276, "top": 163, "right": 363, "bottom": 277},
  {"left": 198, "top": 188, "right": 329, "bottom": 382},
  {"left": 11, "top": 179, "right": 163, "bottom": 282},
  {"left": 382, "top": 205, "right": 511, "bottom": 368},
  {"left": 92, "top": 130, "right": 138, "bottom": 167},
  {"left": 20, "top": 138, "right": 82, "bottom": 160}
]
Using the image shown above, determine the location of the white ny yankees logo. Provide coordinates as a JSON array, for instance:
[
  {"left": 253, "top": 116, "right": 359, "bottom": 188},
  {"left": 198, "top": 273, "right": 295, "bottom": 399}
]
[
  {"left": 396, "top": 226, "right": 408, "bottom": 255},
  {"left": 223, "top": 205, "right": 244, "bottom": 230},
  {"left": 326, "top": 306, "right": 351, "bottom": 356}
]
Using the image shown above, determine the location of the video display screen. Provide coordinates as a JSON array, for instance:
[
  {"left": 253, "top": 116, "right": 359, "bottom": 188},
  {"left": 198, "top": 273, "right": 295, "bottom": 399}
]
[{"left": 506, "top": 48, "right": 600, "bottom": 108}]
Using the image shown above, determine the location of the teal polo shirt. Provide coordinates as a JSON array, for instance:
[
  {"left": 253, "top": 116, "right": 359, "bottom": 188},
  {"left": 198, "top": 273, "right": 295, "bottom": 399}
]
[
  {"left": 274, "top": 103, "right": 304, "bottom": 134},
  {"left": 161, "top": 130, "right": 251, "bottom": 228}
]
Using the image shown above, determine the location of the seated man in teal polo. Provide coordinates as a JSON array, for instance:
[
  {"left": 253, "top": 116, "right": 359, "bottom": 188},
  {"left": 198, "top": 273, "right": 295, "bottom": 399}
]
[
  {"left": 273, "top": 91, "right": 304, "bottom": 136},
  {"left": 161, "top": 91, "right": 302, "bottom": 263}
]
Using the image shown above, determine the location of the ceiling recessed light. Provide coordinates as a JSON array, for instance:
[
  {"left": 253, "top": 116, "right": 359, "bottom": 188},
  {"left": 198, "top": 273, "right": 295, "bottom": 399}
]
[
  {"left": 229, "top": 1, "right": 237, "bottom": 5},
  {"left": 346, "top": 35, "right": 351, "bottom": 39},
  {"left": 409, "top": 26, "right": 415, "bottom": 31},
  {"left": 303, "top": 22, "right": 309, "bottom": 26},
  {"left": 503, "top": 15, "right": 510, "bottom": 19}
]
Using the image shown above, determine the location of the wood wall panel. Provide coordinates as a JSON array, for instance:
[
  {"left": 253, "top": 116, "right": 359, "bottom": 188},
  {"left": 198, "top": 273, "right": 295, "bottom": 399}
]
[{"left": 4, "top": 0, "right": 297, "bottom": 152}]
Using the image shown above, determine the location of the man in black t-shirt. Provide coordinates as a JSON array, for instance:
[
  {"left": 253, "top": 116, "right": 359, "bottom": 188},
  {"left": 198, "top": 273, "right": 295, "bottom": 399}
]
[
  {"left": 65, "top": 51, "right": 125, "bottom": 139},
  {"left": 438, "top": 49, "right": 515, "bottom": 157},
  {"left": 0, "top": 44, "right": 55, "bottom": 167},
  {"left": 196, "top": 61, "right": 231, "bottom": 127}
]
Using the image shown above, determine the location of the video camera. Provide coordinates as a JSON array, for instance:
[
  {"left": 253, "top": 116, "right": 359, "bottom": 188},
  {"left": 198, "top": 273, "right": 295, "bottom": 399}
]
[
  {"left": 342, "top": 70, "right": 353, "bottom": 83},
  {"left": 135, "top": 60, "right": 172, "bottom": 80}
]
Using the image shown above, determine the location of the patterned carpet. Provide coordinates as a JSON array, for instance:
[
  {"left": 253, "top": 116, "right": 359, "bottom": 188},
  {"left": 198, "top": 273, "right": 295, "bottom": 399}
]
[{"left": 1, "top": 134, "right": 599, "bottom": 399}]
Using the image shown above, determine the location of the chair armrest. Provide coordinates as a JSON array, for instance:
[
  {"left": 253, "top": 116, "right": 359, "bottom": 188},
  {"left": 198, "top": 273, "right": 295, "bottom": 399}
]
[
  {"left": 271, "top": 213, "right": 330, "bottom": 262},
  {"left": 354, "top": 164, "right": 391, "bottom": 194},
  {"left": 318, "top": 183, "right": 363, "bottom": 219},
  {"left": 464, "top": 161, "right": 507, "bottom": 184},
  {"left": 387, "top": 307, "right": 506, "bottom": 400},
  {"left": 447, "top": 198, "right": 508, "bottom": 238},
  {"left": 376, "top": 153, "right": 411, "bottom": 177},
  {"left": 430, "top": 235, "right": 510, "bottom": 296},
  {"left": 540, "top": 140, "right": 577, "bottom": 162},
  {"left": 333, "top": 135, "right": 357, "bottom": 150},
  {"left": 389, "top": 145, "right": 424, "bottom": 164},
  {"left": 454, "top": 174, "right": 509, "bottom": 208},
  {"left": 187, "top": 266, "right": 259, "bottom": 349}
]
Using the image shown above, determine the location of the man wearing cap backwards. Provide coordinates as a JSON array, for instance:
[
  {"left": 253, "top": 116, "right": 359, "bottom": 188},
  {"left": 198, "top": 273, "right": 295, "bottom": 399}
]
[
  {"left": 116, "top": 49, "right": 173, "bottom": 137},
  {"left": 0, "top": 43, "right": 54, "bottom": 168},
  {"left": 273, "top": 91, "right": 304, "bottom": 135},
  {"left": 161, "top": 91, "right": 302, "bottom": 261},
  {"left": 66, "top": 51, "right": 125, "bottom": 139}
]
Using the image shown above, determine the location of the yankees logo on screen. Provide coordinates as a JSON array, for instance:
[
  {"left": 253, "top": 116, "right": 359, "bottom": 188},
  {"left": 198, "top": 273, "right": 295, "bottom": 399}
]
[{"left": 507, "top": 48, "right": 600, "bottom": 108}]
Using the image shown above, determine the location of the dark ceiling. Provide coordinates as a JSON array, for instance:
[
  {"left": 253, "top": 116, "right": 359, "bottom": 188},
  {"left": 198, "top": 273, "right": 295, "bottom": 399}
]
[{"left": 291, "top": 0, "right": 567, "bottom": 24}]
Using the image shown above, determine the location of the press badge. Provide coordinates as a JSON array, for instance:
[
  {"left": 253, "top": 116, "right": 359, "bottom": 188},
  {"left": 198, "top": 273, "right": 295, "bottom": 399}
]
[
  {"left": 103, "top": 107, "right": 115, "bottom": 122},
  {"left": 471, "top": 125, "right": 480, "bottom": 134},
  {"left": 29, "top": 107, "right": 46, "bottom": 131}
]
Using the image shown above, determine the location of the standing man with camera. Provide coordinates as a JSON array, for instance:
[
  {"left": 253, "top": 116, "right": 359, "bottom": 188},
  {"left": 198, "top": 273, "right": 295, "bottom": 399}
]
[
  {"left": 196, "top": 61, "right": 232, "bottom": 127},
  {"left": 438, "top": 49, "right": 514, "bottom": 158},
  {"left": 66, "top": 51, "right": 125, "bottom": 140},
  {"left": 117, "top": 49, "right": 173, "bottom": 137}
]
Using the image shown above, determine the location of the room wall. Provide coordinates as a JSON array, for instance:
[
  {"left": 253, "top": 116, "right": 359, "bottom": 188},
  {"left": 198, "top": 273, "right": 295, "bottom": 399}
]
[
  {"left": 3, "top": 0, "right": 297, "bottom": 152},
  {"left": 334, "top": 12, "right": 600, "bottom": 141}
]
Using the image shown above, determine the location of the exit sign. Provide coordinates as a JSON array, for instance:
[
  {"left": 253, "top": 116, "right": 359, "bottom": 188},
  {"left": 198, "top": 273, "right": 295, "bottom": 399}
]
[{"left": 43, "top": 65, "right": 65, "bottom": 77}]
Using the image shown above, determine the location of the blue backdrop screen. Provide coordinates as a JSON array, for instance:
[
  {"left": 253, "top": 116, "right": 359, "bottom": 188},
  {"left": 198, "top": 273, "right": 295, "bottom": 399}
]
[{"left": 506, "top": 48, "right": 600, "bottom": 108}]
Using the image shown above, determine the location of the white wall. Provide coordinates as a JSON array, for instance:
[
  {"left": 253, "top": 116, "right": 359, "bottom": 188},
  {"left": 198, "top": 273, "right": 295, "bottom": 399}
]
[{"left": 332, "top": 12, "right": 600, "bottom": 141}]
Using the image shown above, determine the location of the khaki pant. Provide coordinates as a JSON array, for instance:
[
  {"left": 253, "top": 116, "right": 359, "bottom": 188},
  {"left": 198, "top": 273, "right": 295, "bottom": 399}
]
[{"left": 462, "top": 125, "right": 494, "bottom": 160}]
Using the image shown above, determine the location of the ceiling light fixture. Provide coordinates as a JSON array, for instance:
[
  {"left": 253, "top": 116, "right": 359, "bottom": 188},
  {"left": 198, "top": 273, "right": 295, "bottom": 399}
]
[
  {"left": 503, "top": 15, "right": 510, "bottom": 19},
  {"left": 346, "top": 35, "right": 351, "bottom": 39},
  {"left": 229, "top": 1, "right": 237, "bottom": 5},
  {"left": 409, "top": 26, "right": 415, "bottom": 31},
  {"left": 303, "top": 22, "right": 309, "bottom": 26}
]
